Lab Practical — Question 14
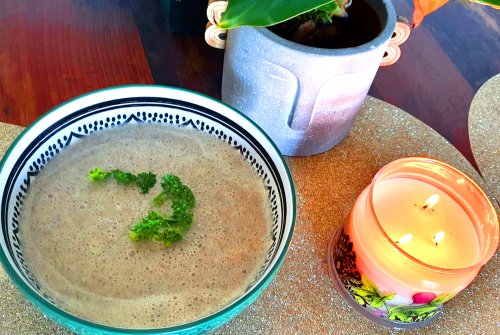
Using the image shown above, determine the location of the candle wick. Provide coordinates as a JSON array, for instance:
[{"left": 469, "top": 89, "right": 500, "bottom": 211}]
[
  {"left": 433, "top": 231, "right": 445, "bottom": 246},
  {"left": 422, "top": 194, "right": 440, "bottom": 210},
  {"left": 396, "top": 233, "right": 413, "bottom": 245}
]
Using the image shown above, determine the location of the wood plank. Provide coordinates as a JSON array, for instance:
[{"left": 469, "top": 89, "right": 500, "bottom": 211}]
[
  {"left": 369, "top": 0, "right": 495, "bottom": 166},
  {"left": 0, "top": 0, "right": 153, "bottom": 126},
  {"left": 424, "top": 2, "right": 500, "bottom": 91},
  {"left": 128, "top": 0, "right": 225, "bottom": 99}
]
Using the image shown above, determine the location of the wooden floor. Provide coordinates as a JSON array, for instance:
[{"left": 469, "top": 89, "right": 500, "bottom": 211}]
[{"left": 1, "top": 0, "right": 499, "bottom": 166}]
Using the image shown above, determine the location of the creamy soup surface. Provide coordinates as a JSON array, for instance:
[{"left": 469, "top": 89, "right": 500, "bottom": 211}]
[{"left": 20, "top": 124, "right": 273, "bottom": 328}]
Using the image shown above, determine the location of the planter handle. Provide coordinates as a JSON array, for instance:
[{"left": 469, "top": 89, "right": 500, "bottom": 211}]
[
  {"left": 380, "top": 18, "right": 412, "bottom": 66},
  {"left": 205, "top": 0, "right": 228, "bottom": 49}
]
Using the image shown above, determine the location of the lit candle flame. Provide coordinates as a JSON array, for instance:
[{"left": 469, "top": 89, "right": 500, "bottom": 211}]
[
  {"left": 422, "top": 194, "right": 440, "bottom": 210},
  {"left": 433, "top": 231, "right": 446, "bottom": 246},
  {"left": 396, "top": 233, "right": 413, "bottom": 245}
]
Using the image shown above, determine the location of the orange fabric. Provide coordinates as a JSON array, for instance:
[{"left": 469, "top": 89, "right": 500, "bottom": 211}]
[{"left": 412, "top": 0, "right": 449, "bottom": 27}]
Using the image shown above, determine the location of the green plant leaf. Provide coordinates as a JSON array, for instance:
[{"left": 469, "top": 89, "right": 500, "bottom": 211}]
[
  {"left": 469, "top": 0, "right": 500, "bottom": 8},
  {"left": 219, "top": 0, "right": 338, "bottom": 29}
]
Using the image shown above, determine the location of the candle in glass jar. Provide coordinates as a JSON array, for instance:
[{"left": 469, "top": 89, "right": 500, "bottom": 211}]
[{"left": 328, "top": 157, "right": 498, "bottom": 328}]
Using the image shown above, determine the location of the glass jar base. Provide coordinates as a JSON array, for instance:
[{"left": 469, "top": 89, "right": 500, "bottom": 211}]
[{"left": 327, "top": 227, "right": 442, "bottom": 329}]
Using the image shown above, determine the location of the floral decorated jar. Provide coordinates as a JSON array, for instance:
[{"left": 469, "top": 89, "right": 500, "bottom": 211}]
[{"left": 328, "top": 157, "right": 498, "bottom": 328}]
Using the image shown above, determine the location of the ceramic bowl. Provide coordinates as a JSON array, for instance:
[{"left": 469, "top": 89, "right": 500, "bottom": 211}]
[{"left": 0, "top": 85, "right": 296, "bottom": 334}]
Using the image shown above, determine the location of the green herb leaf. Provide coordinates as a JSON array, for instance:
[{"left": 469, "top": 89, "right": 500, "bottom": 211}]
[
  {"left": 89, "top": 168, "right": 157, "bottom": 194},
  {"left": 89, "top": 168, "right": 111, "bottom": 182},
  {"left": 129, "top": 211, "right": 183, "bottom": 247},
  {"left": 130, "top": 174, "right": 195, "bottom": 246},
  {"left": 153, "top": 174, "right": 195, "bottom": 209},
  {"left": 89, "top": 169, "right": 194, "bottom": 247},
  {"left": 136, "top": 172, "right": 157, "bottom": 194},
  {"left": 111, "top": 169, "right": 137, "bottom": 184}
]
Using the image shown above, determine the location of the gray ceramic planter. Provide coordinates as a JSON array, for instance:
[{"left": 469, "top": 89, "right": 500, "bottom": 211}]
[{"left": 221, "top": 0, "right": 396, "bottom": 156}]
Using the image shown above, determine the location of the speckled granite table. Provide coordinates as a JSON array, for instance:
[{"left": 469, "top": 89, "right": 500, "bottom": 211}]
[{"left": 1, "top": 96, "right": 498, "bottom": 335}]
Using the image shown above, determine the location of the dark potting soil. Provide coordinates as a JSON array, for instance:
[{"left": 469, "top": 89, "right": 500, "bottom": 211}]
[{"left": 268, "top": 0, "right": 382, "bottom": 49}]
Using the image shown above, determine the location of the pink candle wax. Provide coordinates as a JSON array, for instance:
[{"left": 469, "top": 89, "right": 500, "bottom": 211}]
[{"left": 329, "top": 157, "right": 498, "bottom": 327}]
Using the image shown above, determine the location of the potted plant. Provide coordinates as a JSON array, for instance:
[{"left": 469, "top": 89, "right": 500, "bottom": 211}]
[
  {"left": 217, "top": 0, "right": 396, "bottom": 156},
  {"left": 212, "top": 0, "right": 498, "bottom": 156}
]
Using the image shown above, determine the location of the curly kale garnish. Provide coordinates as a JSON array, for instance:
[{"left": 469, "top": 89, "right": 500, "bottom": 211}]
[
  {"left": 88, "top": 167, "right": 110, "bottom": 182},
  {"left": 110, "top": 169, "right": 137, "bottom": 185},
  {"left": 153, "top": 174, "right": 195, "bottom": 207},
  {"left": 128, "top": 211, "right": 183, "bottom": 247},
  {"left": 89, "top": 168, "right": 156, "bottom": 194},
  {"left": 136, "top": 172, "right": 157, "bottom": 194},
  {"left": 130, "top": 174, "right": 195, "bottom": 246},
  {"left": 89, "top": 169, "right": 195, "bottom": 247}
]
